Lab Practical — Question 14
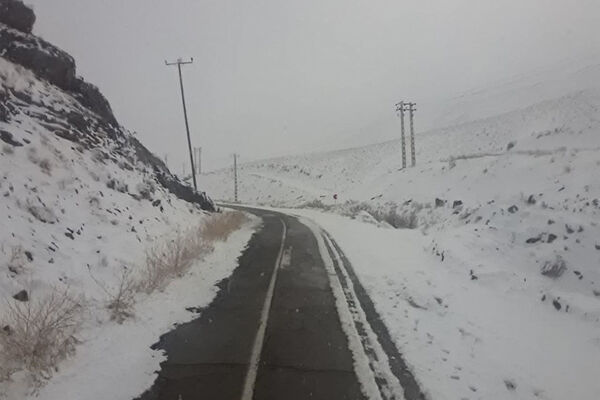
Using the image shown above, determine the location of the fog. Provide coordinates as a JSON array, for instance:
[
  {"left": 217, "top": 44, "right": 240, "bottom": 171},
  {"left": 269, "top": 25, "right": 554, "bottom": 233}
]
[{"left": 26, "top": 0, "right": 600, "bottom": 172}]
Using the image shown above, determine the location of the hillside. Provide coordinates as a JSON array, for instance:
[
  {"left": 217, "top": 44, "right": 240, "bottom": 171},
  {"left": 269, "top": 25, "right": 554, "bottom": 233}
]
[
  {"left": 0, "top": 2, "right": 257, "bottom": 398},
  {"left": 203, "top": 88, "right": 600, "bottom": 399}
]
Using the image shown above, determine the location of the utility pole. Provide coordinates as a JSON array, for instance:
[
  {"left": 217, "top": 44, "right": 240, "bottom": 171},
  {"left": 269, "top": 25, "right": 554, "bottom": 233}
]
[
  {"left": 233, "top": 153, "right": 238, "bottom": 203},
  {"left": 194, "top": 146, "right": 202, "bottom": 175},
  {"left": 395, "top": 101, "right": 407, "bottom": 169},
  {"left": 165, "top": 57, "right": 197, "bottom": 192},
  {"left": 407, "top": 102, "right": 417, "bottom": 167}
]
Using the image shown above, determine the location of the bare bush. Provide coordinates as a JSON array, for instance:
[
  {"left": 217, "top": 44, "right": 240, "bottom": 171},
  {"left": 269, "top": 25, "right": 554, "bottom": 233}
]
[
  {"left": 38, "top": 158, "right": 52, "bottom": 175},
  {"left": 541, "top": 255, "right": 567, "bottom": 278},
  {"left": 0, "top": 288, "right": 83, "bottom": 382},
  {"left": 106, "top": 270, "right": 136, "bottom": 323},
  {"left": 201, "top": 212, "right": 249, "bottom": 242},
  {"left": 88, "top": 268, "right": 136, "bottom": 323},
  {"left": 138, "top": 231, "right": 211, "bottom": 294},
  {"left": 138, "top": 212, "right": 247, "bottom": 294},
  {"left": 339, "top": 201, "right": 419, "bottom": 229},
  {"left": 300, "top": 199, "right": 333, "bottom": 211}
]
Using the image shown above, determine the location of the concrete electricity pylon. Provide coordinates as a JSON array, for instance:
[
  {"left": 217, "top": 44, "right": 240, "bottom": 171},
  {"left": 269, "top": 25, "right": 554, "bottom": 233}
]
[
  {"left": 165, "top": 57, "right": 197, "bottom": 191},
  {"left": 193, "top": 147, "right": 202, "bottom": 176},
  {"left": 395, "top": 101, "right": 417, "bottom": 168},
  {"left": 406, "top": 102, "right": 417, "bottom": 167},
  {"left": 395, "top": 101, "right": 407, "bottom": 169},
  {"left": 233, "top": 153, "right": 239, "bottom": 203}
]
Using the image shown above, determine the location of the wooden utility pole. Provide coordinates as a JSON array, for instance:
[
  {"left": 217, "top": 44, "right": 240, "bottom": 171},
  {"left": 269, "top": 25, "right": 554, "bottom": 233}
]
[
  {"left": 165, "top": 57, "right": 197, "bottom": 191},
  {"left": 233, "top": 153, "right": 238, "bottom": 203}
]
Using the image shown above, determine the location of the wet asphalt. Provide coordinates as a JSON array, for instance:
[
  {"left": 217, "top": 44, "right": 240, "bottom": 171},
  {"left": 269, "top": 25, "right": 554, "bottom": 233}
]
[{"left": 136, "top": 207, "right": 365, "bottom": 400}]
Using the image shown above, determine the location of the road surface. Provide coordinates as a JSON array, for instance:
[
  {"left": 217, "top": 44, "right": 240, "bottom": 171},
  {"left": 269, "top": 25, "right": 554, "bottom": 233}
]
[{"left": 137, "top": 206, "right": 425, "bottom": 400}]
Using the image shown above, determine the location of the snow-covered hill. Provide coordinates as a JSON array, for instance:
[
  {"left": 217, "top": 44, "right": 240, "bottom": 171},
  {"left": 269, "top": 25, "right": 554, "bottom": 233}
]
[
  {"left": 204, "top": 88, "right": 600, "bottom": 399},
  {"left": 0, "top": 3, "right": 256, "bottom": 398}
]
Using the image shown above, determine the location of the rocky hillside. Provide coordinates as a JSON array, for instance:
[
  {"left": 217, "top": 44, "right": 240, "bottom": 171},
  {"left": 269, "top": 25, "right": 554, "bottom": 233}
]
[
  {"left": 0, "top": 1, "right": 220, "bottom": 393},
  {"left": 0, "top": 0, "right": 213, "bottom": 210}
]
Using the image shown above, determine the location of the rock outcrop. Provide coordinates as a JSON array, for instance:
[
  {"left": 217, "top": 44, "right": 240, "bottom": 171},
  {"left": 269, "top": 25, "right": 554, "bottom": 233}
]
[{"left": 0, "top": 0, "right": 35, "bottom": 33}]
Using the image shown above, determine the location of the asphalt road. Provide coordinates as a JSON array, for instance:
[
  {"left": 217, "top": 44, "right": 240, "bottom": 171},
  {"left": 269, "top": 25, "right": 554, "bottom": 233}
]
[{"left": 137, "top": 206, "right": 424, "bottom": 400}]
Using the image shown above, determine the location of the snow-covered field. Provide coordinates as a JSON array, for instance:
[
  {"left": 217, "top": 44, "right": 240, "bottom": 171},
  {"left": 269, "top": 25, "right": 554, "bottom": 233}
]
[{"left": 204, "top": 83, "right": 600, "bottom": 399}]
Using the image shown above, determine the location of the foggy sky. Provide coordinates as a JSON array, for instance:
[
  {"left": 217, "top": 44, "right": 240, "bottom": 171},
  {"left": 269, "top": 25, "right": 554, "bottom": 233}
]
[{"left": 25, "top": 0, "right": 600, "bottom": 172}]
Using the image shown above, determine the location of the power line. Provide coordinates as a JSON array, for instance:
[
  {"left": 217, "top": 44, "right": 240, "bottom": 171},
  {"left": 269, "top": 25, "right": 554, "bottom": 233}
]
[{"left": 165, "top": 57, "right": 197, "bottom": 192}]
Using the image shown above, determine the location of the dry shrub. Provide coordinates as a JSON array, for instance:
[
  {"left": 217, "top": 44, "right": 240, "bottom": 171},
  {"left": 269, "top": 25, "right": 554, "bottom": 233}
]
[
  {"left": 0, "top": 288, "right": 83, "bottom": 382},
  {"left": 106, "top": 270, "right": 136, "bottom": 323},
  {"left": 541, "top": 255, "right": 567, "bottom": 278},
  {"left": 138, "top": 230, "right": 212, "bottom": 294},
  {"left": 138, "top": 211, "right": 248, "bottom": 294},
  {"left": 201, "top": 211, "right": 249, "bottom": 242},
  {"left": 89, "top": 268, "right": 136, "bottom": 323},
  {"left": 39, "top": 158, "right": 52, "bottom": 175}
]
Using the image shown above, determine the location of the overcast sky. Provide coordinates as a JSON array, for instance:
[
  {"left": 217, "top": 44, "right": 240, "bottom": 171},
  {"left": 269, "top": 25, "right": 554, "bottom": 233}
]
[{"left": 26, "top": 0, "right": 600, "bottom": 172}]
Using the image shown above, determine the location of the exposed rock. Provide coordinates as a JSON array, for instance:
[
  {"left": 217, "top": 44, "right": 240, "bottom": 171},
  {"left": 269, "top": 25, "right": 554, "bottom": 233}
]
[
  {"left": 0, "top": 129, "right": 23, "bottom": 146},
  {"left": 435, "top": 198, "right": 446, "bottom": 207},
  {"left": 0, "top": 0, "right": 35, "bottom": 33},
  {"left": 546, "top": 233, "right": 557, "bottom": 243},
  {"left": 506, "top": 141, "right": 516, "bottom": 151},
  {"left": 552, "top": 299, "right": 561, "bottom": 310},
  {"left": 452, "top": 200, "right": 463, "bottom": 208},
  {"left": 0, "top": 25, "right": 77, "bottom": 90},
  {"left": 526, "top": 236, "right": 542, "bottom": 244},
  {"left": 527, "top": 194, "right": 536, "bottom": 205},
  {"left": 507, "top": 205, "right": 519, "bottom": 213},
  {"left": 12, "top": 289, "right": 28, "bottom": 302},
  {"left": 72, "top": 78, "right": 117, "bottom": 126}
]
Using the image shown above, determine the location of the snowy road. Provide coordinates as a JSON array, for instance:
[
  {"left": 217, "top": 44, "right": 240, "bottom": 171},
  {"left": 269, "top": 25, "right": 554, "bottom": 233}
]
[{"left": 137, "top": 206, "right": 424, "bottom": 400}]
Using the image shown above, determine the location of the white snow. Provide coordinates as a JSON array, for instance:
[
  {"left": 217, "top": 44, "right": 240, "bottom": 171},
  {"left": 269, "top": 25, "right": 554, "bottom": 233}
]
[
  {"left": 0, "top": 56, "right": 258, "bottom": 398},
  {"left": 16, "top": 218, "right": 257, "bottom": 400},
  {"left": 204, "top": 82, "right": 600, "bottom": 399},
  {"left": 290, "top": 210, "right": 600, "bottom": 400}
]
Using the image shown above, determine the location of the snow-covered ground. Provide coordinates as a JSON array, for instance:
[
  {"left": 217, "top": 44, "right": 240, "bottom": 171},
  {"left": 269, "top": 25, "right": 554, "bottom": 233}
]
[
  {"left": 7, "top": 217, "right": 257, "bottom": 400},
  {"left": 203, "top": 85, "right": 600, "bottom": 399},
  {"left": 0, "top": 43, "right": 257, "bottom": 398},
  {"left": 290, "top": 209, "right": 600, "bottom": 400}
]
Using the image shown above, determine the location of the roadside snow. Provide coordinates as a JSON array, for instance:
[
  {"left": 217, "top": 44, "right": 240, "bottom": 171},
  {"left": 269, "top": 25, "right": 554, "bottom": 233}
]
[
  {"left": 5, "top": 215, "right": 258, "bottom": 400},
  {"left": 288, "top": 209, "right": 600, "bottom": 400}
]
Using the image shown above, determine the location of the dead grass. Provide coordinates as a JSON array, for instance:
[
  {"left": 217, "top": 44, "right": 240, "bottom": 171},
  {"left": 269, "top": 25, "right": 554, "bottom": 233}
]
[
  {"left": 137, "top": 211, "right": 248, "bottom": 294},
  {"left": 0, "top": 288, "right": 83, "bottom": 382},
  {"left": 201, "top": 211, "right": 249, "bottom": 242}
]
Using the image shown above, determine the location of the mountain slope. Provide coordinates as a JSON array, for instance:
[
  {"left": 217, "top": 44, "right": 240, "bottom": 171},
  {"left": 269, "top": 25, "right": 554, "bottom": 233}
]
[{"left": 203, "top": 88, "right": 600, "bottom": 399}]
